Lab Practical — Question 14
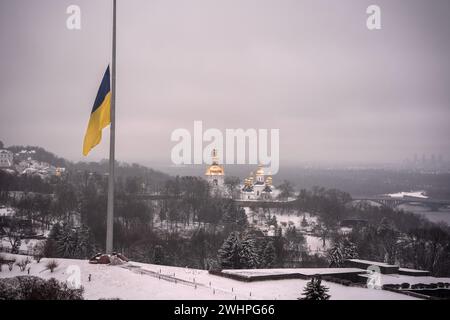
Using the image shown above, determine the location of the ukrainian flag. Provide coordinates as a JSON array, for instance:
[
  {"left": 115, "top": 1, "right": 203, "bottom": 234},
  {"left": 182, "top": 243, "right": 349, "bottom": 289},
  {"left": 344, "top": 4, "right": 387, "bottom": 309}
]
[{"left": 83, "top": 66, "right": 111, "bottom": 156}]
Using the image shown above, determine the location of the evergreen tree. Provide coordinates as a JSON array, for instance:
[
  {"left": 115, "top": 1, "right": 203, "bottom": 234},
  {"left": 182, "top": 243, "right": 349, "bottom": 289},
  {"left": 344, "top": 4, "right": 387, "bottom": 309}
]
[
  {"left": 342, "top": 238, "right": 358, "bottom": 260},
  {"left": 221, "top": 207, "right": 248, "bottom": 232},
  {"left": 263, "top": 241, "right": 276, "bottom": 267},
  {"left": 328, "top": 238, "right": 358, "bottom": 267},
  {"left": 44, "top": 223, "right": 95, "bottom": 259},
  {"left": 153, "top": 245, "right": 165, "bottom": 265},
  {"left": 44, "top": 223, "right": 63, "bottom": 257},
  {"left": 239, "top": 233, "right": 260, "bottom": 269},
  {"left": 76, "top": 225, "right": 95, "bottom": 259},
  {"left": 218, "top": 232, "right": 241, "bottom": 269},
  {"left": 327, "top": 243, "right": 343, "bottom": 267},
  {"left": 57, "top": 224, "right": 78, "bottom": 258},
  {"left": 300, "top": 276, "right": 331, "bottom": 300}
]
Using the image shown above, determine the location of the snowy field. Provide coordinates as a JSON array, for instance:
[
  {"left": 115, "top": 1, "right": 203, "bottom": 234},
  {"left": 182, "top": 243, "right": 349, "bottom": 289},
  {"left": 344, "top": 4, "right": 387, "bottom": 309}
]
[{"left": 0, "top": 254, "right": 421, "bottom": 300}]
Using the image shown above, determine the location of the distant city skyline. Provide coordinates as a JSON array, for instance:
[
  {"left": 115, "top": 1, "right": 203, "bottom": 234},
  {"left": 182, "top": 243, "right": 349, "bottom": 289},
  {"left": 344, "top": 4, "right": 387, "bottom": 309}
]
[{"left": 1, "top": 0, "right": 450, "bottom": 169}]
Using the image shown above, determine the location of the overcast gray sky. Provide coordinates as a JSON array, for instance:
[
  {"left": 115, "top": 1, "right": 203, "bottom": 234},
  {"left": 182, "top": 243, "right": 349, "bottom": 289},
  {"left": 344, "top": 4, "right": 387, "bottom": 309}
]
[{"left": 0, "top": 0, "right": 449, "bottom": 170}]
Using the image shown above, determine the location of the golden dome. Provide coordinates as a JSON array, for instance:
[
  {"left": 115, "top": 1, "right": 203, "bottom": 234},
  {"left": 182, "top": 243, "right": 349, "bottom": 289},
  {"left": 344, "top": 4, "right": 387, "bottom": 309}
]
[
  {"left": 205, "top": 164, "right": 224, "bottom": 176},
  {"left": 205, "top": 148, "right": 224, "bottom": 176},
  {"left": 255, "top": 165, "right": 265, "bottom": 176}
]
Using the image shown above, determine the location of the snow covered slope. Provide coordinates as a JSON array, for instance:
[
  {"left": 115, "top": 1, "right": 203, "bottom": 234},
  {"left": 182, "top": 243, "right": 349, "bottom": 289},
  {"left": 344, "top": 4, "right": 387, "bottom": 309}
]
[{"left": 0, "top": 254, "right": 419, "bottom": 300}]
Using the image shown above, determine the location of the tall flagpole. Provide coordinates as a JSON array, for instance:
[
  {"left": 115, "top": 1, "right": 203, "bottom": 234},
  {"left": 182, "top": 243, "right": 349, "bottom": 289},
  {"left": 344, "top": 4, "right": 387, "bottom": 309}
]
[{"left": 106, "top": 0, "right": 117, "bottom": 254}]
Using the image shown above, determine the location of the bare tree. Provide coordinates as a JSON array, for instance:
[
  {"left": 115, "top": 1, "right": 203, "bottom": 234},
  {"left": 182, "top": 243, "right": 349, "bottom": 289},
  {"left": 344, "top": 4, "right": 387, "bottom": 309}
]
[
  {"left": 0, "top": 221, "right": 28, "bottom": 254},
  {"left": 224, "top": 176, "right": 241, "bottom": 199}
]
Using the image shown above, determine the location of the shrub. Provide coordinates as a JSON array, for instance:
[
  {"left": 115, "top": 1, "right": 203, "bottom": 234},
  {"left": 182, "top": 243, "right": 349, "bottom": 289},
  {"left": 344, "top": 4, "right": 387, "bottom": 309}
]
[
  {"left": 16, "top": 257, "right": 32, "bottom": 272},
  {"left": 400, "top": 282, "right": 410, "bottom": 289},
  {"left": 45, "top": 260, "right": 59, "bottom": 273},
  {"left": 341, "top": 280, "right": 352, "bottom": 286},
  {"left": 429, "top": 283, "right": 438, "bottom": 289},
  {"left": 0, "top": 276, "right": 84, "bottom": 300},
  {"left": 5, "top": 257, "right": 16, "bottom": 271},
  {"left": 416, "top": 283, "right": 425, "bottom": 289},
  {"left": 382, "top": 284, "right": 401, "bottom": 290},
  {"left": 33, "top": 242, "right": 45, "bottom": 263},
  {"left": 206, "top": 258, "right": 221, "bottom": 272},
  {"left": 437, "top": 282, "right": 444, "bottom": 288}
]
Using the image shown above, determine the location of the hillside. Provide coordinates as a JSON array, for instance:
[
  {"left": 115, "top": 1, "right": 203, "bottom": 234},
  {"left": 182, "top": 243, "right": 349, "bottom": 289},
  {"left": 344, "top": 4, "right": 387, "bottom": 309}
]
[
  {"left": 0, "top": 254, "right": 422, "bottom": 300},
  {"left": 1, "top": 141, "right": 172, "bottom": 185}
]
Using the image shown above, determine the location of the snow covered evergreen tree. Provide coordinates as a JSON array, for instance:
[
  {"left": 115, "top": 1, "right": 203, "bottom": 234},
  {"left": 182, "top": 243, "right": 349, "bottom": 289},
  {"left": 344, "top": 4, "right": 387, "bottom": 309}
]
[
  {"left": 342, "top": 238, "right": 358, "bottom": 260},
  {"left": 218, "top": 232, "right": 241, "bottom": 269},
  {"left": 300, "top": 276, "right": 331, "bottom": 300},
  {"left": 328, "top": 238, "right": 358, "bottom": 267},
  {"left": 263, "top": 241, "right": 276, "bottom": 267},
  {"left": 75, "top": 225, "right": 95, "bottom": 259},
  {"left": 57, "top": 224, "right": 78, "bottom": 258},
  {"left": 44, "top": 223, "right": 95, "bottom": 259},
  {"left": 327, "top": 243, "right": 343, "bottom": 267},
  {"left": 239, "top": 233, "right": 260, "bottom": 268}
]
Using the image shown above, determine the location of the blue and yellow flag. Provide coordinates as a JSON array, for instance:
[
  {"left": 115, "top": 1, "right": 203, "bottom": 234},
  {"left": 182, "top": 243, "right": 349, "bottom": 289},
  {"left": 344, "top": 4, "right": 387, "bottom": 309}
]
[{"left": 83, "top": 66, "right": 112, "bottom": 156}]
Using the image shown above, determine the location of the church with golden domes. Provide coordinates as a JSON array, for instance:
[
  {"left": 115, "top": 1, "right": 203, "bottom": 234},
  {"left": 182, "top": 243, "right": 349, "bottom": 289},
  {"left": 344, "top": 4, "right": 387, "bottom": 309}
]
[
  {"left": 240, "top": 165, "right": 273, "bottom": 200},
  {"left": 204, "top": 149, "right": 225, "bottom": 190},
  {"left": 204, "top": 149, "right": 274, "bottom": 200}
]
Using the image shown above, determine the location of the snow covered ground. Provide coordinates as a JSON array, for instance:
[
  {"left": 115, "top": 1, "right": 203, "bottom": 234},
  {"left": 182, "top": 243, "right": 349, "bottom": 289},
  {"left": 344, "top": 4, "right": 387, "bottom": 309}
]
[
  {"left": 1, "top": 238, "right": 44, "bottom": 255},
  {"left": 0, "top": 254, "right": 421, "bottom": 300},
  {"left": 0, "top": 206, "right": 14, "bottom": 217},
  {"left": 244, "top": 207, "right": 330, "bottom": 254},
  {"left": 304, "top": 235, "right": 329, "bottom": 254}
]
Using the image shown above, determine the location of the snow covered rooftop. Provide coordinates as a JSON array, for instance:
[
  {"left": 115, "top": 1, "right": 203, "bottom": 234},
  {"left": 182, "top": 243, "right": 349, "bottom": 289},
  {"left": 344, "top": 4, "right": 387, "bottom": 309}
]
[
  {"left": 222, "top": 268, "right": 366, "bottom": 278},
  {"left": 347, "top": 259, "right": 398, "bottom": 268}
]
